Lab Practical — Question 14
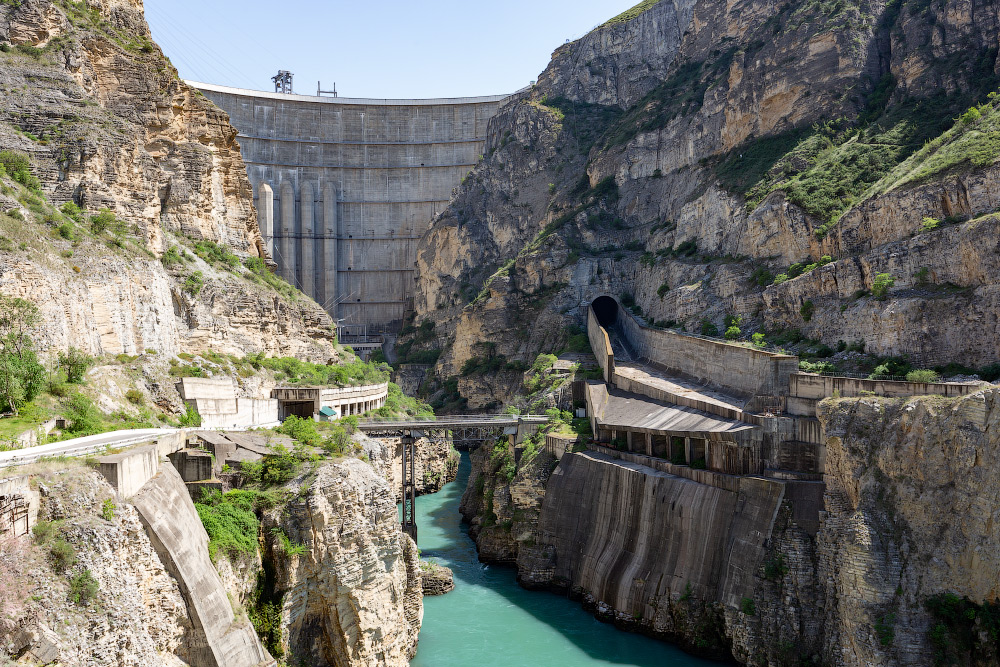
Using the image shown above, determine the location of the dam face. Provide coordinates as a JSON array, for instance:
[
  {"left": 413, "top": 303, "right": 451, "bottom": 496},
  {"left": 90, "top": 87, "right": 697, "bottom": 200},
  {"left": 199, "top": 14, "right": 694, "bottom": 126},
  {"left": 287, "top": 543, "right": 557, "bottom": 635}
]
[{"left": 193, "top": 82, "right": 512, "bottom": 335}]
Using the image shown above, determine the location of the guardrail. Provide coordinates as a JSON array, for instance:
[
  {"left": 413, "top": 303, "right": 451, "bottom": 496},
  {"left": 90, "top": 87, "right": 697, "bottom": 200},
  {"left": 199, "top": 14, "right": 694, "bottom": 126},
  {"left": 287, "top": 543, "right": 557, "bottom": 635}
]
[
  {"left": 0, "top": 431, "right": 175, "bottom": 469},
  {"left": 356, "top": 414, "right": 550, "bottom": 429}
]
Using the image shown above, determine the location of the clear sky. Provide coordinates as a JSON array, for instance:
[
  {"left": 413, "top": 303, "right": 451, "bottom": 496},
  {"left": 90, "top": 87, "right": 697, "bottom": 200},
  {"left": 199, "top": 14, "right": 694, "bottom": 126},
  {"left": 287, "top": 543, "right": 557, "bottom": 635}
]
[{"left": 143, "top": 0, "right": 641, "bottom": 99}]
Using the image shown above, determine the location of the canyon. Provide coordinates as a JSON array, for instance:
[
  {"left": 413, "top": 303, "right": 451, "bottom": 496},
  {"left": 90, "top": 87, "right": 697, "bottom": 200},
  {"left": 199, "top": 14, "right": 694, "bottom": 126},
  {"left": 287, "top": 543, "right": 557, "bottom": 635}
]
[{"left": 3, "top": 0, "right": 1000, "bottom": 666}]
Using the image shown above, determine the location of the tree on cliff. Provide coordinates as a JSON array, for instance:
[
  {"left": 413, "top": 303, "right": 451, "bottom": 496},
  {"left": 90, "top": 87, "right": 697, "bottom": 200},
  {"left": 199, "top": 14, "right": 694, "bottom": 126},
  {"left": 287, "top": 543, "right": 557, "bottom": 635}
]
[{"left": 0, "top": 296, "right": 45, "bottom": 416}]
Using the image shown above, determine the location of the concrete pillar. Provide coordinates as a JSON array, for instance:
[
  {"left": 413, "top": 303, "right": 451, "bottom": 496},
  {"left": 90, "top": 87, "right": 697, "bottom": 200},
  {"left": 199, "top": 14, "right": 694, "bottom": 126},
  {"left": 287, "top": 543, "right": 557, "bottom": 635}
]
[
  {"left": 300, "top": 181, "right": 316, "bottom": 300},
  {"left": 323, "top": 183, "right": 338, "bottom": 314},
  {"left": 279, "top": 181, "right": 296, "bottom": 285},
  {"left": 685, "top": 437, "right": 692, "bottom": 465},
  {"left": 256, "top": 183, "right": 274, "bottom": 256}
]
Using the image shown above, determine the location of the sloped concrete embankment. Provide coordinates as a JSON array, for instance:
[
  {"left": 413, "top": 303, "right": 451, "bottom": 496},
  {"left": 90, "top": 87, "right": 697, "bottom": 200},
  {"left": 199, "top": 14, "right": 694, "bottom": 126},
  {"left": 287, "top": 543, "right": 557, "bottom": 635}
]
[
  {"left": 131, "top": 464, "right": 273, "bottom": 667},
  {"left": 528, "top": 450, "right": 783, "bottom": 657}
]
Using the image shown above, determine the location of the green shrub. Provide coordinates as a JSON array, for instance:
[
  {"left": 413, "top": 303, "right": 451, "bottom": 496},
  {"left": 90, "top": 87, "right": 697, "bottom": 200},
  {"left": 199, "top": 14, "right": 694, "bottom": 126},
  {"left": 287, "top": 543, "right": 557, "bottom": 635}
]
[
  {"left": 193, "top": 240, "right": 239, "bottom": 268},
  {"left": 764, "top": 556, "right": 788, "bottom": 580},
  {"left": 161, "top": 245, "right": 184, "bottom": 267},
  {"left": 699, "top": 319, "right": 719, "bottom": 337},
  {"left": 799, "top": 300, "right": 815, "bottom": 322},
  {"left": 751, "top": 267, "right": 773, "bottom": 287},
  {"left": 0, "top": 150, "right": 30, "bottom": 179},
  {"left": 57, "top": 222, "right": 75, "bottom": 240},
  {"left": 872, "top": 273, "right": 896, "bottom": 300},
  {"left": 906, "top": 369, "right": 940, "bottom": 383},
  {"left": 740, "top": 597, "right": 756, "bottom": 615},
  {"left": 920, "top": 216, "right": 940, "bottom": 232},
  {"left": 58, "top": 347, "right": 93, "bottom": 384},
  {"left": 195, "top": 495, "right": 260, "bottom": 561},
  {"left": 183, "top": 271, "right": 204, "bottom": 295},
  {"left": 101, "top": 498, "right": 116, "bottom": 522},
  {"left": 68, "top": 570, "right": 99, "bottom": 606},
  {"left": 773, "top": 273, "right": 789, "bottom": 285},
  {"left": 657, "top": 282, "right": 669, "bottom": 299},
  {"left": 751, "top": 332, "right": 766, "bottom": 349},
  {"left": 125, "top": 388, "right": 144, "bottom": 405},
  {"left": 32, "top": 520, "right": 58, "bottom": 543},
  {"left": 178, "top": 403, "right": 202, "bottom": 427},
  {"left": 50, "top": 538, "right": 77, "bottom": 573},
  {"left": 276, "top": 415, "right": 324, "bottom": 448},
  {"left": 63, "top": 393, "right": 104, "bottom": 435},
  {"left": 724, "top": 325, "right": 741, "bottom": 341},
  {"left": 89, "top": 208, "right": 126, "bottom": 236},
  {"left": 271, "top": 527, "right": 308, "bottom": 557},
  {"left": 60, "top": 201, "right": 83, "bottom": 222},
  {"left": 875, "top": 613, "right": 896, "bottom": 647}
]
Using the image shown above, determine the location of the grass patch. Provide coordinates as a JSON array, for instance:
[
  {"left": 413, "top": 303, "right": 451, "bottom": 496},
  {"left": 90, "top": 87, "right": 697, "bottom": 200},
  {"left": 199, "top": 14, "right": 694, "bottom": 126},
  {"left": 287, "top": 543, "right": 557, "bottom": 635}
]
[{"left": 603, "top": 0, "right": 663, "bottom": 26}]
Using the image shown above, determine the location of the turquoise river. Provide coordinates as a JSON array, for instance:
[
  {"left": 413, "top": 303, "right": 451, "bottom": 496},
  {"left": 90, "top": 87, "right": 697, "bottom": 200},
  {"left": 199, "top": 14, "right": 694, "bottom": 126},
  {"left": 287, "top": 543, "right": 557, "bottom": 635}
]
[{"left": 408, "top": 453, "right": 714, "bottom": 667}]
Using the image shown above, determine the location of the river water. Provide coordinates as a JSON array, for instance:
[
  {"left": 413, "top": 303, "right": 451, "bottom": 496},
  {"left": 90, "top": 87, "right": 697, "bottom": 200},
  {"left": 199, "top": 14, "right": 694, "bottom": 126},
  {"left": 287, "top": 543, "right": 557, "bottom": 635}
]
[{"left": 409, "top": 453, "right": 714, "bottom": 667}]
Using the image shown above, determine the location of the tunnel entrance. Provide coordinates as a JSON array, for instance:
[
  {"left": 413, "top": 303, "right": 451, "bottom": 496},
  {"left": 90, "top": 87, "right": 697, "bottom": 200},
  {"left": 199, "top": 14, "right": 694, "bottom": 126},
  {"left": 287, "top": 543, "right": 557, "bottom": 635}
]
[{"left": 592, "top": 296, "right": 620, "bottom": 328}]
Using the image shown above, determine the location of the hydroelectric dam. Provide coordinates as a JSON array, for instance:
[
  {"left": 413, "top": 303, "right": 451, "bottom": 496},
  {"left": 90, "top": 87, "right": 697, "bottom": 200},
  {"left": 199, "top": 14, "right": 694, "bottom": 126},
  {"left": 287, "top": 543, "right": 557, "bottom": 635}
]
[{"left": 191, "top": 81, "right": 516, "bottom": 339}]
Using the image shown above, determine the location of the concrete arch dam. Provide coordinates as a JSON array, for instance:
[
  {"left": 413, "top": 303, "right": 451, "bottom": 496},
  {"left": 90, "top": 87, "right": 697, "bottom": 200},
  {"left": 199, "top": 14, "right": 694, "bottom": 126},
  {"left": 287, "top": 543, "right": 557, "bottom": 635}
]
[{"left": 191, "top": 82, "right": 516, "bottom": 334}]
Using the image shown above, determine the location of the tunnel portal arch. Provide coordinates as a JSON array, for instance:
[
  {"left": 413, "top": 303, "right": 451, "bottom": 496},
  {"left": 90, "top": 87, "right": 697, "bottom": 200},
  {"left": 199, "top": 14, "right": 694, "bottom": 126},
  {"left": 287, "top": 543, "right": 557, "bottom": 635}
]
[{"left": 592, "top": 296, "right": 620, "bottom": 329}]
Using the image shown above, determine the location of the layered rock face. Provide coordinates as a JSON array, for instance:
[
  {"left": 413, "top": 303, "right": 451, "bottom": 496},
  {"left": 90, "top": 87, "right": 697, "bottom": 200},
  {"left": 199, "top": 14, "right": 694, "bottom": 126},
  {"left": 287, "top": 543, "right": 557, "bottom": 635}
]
[
  {"left": 460, "top": 440, "right": 555, "bottom": 567},
  {"left": 265, "top": 459, "right": 422, "bottom": 667},
  {"left": 373, "top": 434, "right": 460, "bottom": 502},
  {"left": 479, "top": 390, "right": 1000, "bottom": 665},
  {"left": 0, "top": 0, "right": 335, "bottom": 361},
  {"left": 812, "top": 389, "right": 1000, "bottom": 666},
  {"left": 411, "top": 0, "right": 1000, "bottom": 405},
  {"left": 0, "top": 466, "right": 190, "bottom": 665}
]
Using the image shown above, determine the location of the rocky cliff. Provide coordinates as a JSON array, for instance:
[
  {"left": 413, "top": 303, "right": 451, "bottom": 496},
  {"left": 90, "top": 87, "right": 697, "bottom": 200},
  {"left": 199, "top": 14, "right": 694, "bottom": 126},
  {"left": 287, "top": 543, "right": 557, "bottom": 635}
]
[
  {"left": 263, "top": 458, "right": 422, "bottom": 667},
  {"left": 1, "top": 463, "right": 221, "bottom": 665},
  {"left": 411, "top": 0, "right": 1000, "bottom": 407},
  {"left": 0, "top": 0, "right": 335, "bottom": 362},
  {"left": 466, "top": 389, "right": 1000, "bottom": 665}
]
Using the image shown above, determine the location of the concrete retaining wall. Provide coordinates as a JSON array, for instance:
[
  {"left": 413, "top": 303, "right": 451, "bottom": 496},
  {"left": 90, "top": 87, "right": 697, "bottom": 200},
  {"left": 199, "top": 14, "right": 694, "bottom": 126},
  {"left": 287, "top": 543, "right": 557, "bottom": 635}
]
[
  {"left": 131, "top": 464, "right": 272, "bottom": 667},
  {"left": 615, "top": 308, "right": 798, "bottom": 398},
  {"left": 587, "top": 307, "right": 615, "bottom": 383},
  {"left": 537, "top": 450, "right": 782, "bottom": 612},
  {"left": 98, "top": 445, "right": 160, "bottom": 498},
  {"left": 788, "top": 373, "right": 981, "bottom": 416},
  {"left": 178, "top": 377, "right": 278, "bottom": 428}
]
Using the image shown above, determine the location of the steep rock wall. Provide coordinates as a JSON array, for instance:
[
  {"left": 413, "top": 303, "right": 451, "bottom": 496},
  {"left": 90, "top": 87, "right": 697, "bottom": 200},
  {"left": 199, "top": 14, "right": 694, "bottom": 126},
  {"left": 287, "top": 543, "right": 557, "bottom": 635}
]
[
  {"left": 411, "top": 0, "right": 1000, "bottom": 407},
  {"left": 813, "top": 389, "right": 1000, "bottom": 665},
  {"left": 1, "top": 466, "right": 190, "bottom": 665},
  {"left": 264, "top": 458, "right": 422, "bottom": 667},
  {"left": 0, "top": 0, "right": 336, "bottom": 361}
]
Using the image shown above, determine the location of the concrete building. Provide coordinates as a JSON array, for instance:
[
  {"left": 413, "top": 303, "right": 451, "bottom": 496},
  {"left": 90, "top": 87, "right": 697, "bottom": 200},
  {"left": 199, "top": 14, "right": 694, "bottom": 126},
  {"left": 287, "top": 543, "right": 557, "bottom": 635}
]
[
  {"left": 191, "top": 81, "right": 516, "bottom": 336},
  {"left": 273, "top": 383, "right": 389, "bottom": 421}
]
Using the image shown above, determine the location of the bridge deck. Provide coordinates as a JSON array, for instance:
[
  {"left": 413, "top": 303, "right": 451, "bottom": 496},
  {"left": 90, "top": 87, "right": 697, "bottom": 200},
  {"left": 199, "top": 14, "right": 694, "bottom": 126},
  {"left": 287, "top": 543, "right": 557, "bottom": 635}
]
[{"left": 356, "top": 415, "right": 549, "bottom": 431}]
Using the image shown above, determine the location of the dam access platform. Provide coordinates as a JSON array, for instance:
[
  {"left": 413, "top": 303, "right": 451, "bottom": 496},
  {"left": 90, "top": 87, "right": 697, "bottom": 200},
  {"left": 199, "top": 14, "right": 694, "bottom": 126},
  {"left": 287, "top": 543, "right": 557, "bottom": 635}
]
[{"left": 581, "top": 295, "right": 982, "bottom": 535}]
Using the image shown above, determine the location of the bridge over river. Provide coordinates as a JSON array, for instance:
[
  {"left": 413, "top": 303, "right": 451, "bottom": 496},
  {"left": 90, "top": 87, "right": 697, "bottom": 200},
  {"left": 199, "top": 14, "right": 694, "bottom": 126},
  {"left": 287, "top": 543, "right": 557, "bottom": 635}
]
[{"left": 357, "top": 414, "right": 551, "bottom": 541}]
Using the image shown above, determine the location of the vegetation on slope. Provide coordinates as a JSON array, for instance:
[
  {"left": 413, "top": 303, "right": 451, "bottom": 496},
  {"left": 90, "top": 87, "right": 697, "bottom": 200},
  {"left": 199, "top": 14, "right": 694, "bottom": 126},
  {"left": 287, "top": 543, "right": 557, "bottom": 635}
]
[
  {"left": 875, "top": 93, "right": 1000, "bottom": 193},
  {"left": 602, "top": 0, "right": 663, "bottom": 27}
]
